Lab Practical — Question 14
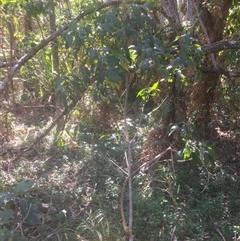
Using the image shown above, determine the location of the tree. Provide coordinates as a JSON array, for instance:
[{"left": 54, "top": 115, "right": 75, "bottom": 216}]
[{"left": 0, "top": 0, "right": 240, "bottom": 240}]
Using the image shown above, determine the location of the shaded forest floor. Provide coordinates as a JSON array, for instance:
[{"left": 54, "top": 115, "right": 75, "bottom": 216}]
[{"left": 0, "top": 105, "right": 240, "bottom": 241}]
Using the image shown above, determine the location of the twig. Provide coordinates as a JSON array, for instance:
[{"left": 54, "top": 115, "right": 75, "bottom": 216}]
[
  {"left": 105, "top": 155, "right": 128, "bottom": 175},
  {"left": 169, "top": 226, "right": 177, "bottom": 241},
  {"left": 45, "top": 225, "right": 61, "bottom": 241},
  {"left": 12, "top": 202, "right": 32, "bottom": 234},
  {"left": 214, "top": 226, "right": 226, "bottom": 241},
  {"left": 210, "top": 216, "right": 226, "bottom": 241}
]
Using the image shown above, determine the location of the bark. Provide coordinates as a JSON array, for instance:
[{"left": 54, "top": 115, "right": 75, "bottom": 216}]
[
  {"left": 161, "top": 0, "right": 182, "bottom": 33},
  {"left": 158, "top": 0, "right": 187, "bottom": 126},
  {"left": 202, "top": 40, "right": 240, "bottom": 53},
  {"left": 49, "top": 0, "right": 59, "bottom": 77},
  {"left": 49, "top": 0, "right": 64, "bottom": 135},
  {"left": 189, "top": 0, "right": 233, "bottom": 137},
  {"left": 186, "top": 0, "right": 194, "bottom": 28}
]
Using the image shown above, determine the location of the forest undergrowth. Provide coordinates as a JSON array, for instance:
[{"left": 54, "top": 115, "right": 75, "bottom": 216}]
[{"left": 0, "top": 100, "right": 240, "bottom": 241}]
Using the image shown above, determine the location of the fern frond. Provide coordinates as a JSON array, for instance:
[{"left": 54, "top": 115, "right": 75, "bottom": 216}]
[{"left": 161, "top": 97, "right": 172, "bottom": 121}]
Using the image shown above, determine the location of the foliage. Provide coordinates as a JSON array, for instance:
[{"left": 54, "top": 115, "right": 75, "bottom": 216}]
[
  {"left": 0, "top": 180, "right": 41, "bottom": 241},
  {"left": 0, "top": 0, "right": 240, "bottom": 240},
  {"left": 169, "top": 122, "right": 216, "bottom": 166},
  {"left": 76, "top": 210, "right": 125, "bottom": 241}
]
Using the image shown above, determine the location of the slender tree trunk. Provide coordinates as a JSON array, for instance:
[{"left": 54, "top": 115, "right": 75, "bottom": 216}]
[
  {"left": 123, "top": 75, "right": 133, "bottom": 241},
  {"left": 159, "top": 0, "right": 188, "bottom": 127},
  {"left": 49, "top": 0, "right": 64, "bottom": 136},
  {"left": 49, "top": 0, "right": 59, "bottom": 99}
]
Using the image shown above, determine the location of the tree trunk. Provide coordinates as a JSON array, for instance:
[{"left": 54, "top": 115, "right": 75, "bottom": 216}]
[
  {"left": 49, "top": 0, "right": 60, "bottom": 97},
  {"left": 188, "top": 0, "right": 232, "bottom": 137},
  {"left": 49, "top": 0, "right": 64, "bottom": 136}
]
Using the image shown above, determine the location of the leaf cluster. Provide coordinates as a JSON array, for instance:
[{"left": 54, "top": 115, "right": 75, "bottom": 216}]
[
  {"left": 169, "top": 122, "right": 216, "bottom": 166},
  {"left": 0, "top": 179, "right": 72, "bottom": 241}
]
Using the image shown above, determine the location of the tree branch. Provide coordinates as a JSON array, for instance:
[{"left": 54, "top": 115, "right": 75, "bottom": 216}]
[
  {"left": 202, "top": 67, "right": 240, "bottom": 77},
  {"left": 0, "top": 60, "right": 18, "bottom": 68},
  {"left": 202, "top": 40, "right": 240, "bottom": 53},
  {"left": 0, "top": 0, "right": 142, "bottom": 94}
]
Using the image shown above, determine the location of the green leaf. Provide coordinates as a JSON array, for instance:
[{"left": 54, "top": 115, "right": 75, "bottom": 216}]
[
  {"left": 132, "top": 29, "right": 140, "bottom": 42},
  {"left": 140, "top": 58, "right": 149, "bottom": 71},
  {"left": 150, "top": 81, "right": 159, "bottom": 91},
  {"left": 69, "top": 21, "right": 77, "bottom": 32},
  {"left": 203, "top": 152, "right": 212, "bottom": 166},
  {"left": 78, "top": 29, "right": 86, "bottom": 36},
  {"left": 136, "top": 41, "right": 142, "bottom": 55},
  {"left": 124, "top": 24, "right": 131, "bottom": 37},
  {"left": 0, "top": 210, "right": 13, "bottom": 224},
  {"left": 65, "top": 34, "right": 73, "bottom": 49},
  {"left": 192, "top": 151, "right": 201, "bottom": 165},
  {"left": 13, "top": 235, "right": 28, "bottom": 241},
  {"left": 99, "top": 135, "right": 107, "bottom": 140},
  {"left": 0, "top": 192, "right": 14, "bottom": 208},
  {"left": 0, "top": 226, "right": 9, "bottom": 241},
  {"left": 153, "top": 36, "right": 162, "bottom": 48},
  {"left": 105, "top": 12, "right": 121, "bottom": 28},
  {"left": 145, "top": 48, "right": 152, "bottom": 57},
  {"left": 136, "top": 16, "right": 144, "bottom": 28},
  {"left": 14, "top": 180, "right": 35, "bottom": 195},
  {"left": 116, "top": 29, "right": 124, "bottom": 41},
  {"left": 207, "top": 146, "right": 216, "bottom": 159},
  {"left": 100, "top": 22, "right": 113, "bottom": 33},
  {"left": 143, "top": 2, "right": 154, "bottom": 9},
  {"left": 58, "top": 138, "right": 66, "bottom": 147},
  {"left": 54, "top": 210, "right": 67, "bottom": 221},
  {"left": 136, "top": 89, "right": 146, "bottom": 100},
  {"left": 180, "top": 54, "right": 189, "bottom": 66},
  {"left": 19, "top": 199, "right": 41, "bottom": 225},
  {"left": 174, "top": 150, "right": 183, "bottom": 162},
  {"left": 107, "top": 148, "right": 117, "bottom": 157},
  {"left": 132, "top": 5, "right": 139, "bottom": 15},
  {"left": 145, "top": 17, "right": 156, "bottom": 31},
  {"left": 81, "top": 133, "right": 92, "bottom": 144},
  {"left": 104, "top": 54, "right": 119, "bottom": 67},
  {"left": 106, "top": 69, "right": 122, "bottom": 82},
  {"left": 181, "top": 125, "right": 189, "bottom": 138},
  {"left": 183, "top": 145, "right": 191, "bottom": 159},
  {"left": 89, "top": 49, "right": 97, "bottom": 65},
  {"left": 98, "top": 142, "right": 107, "bottom": 154},
  {"left": 85, "top": 25, "right": 92, "bottom": 35},
  {"left": 93, "top": 90, "right": 100, "bottom": 101},
  {"left": 139, "top": 6, "right": 148, "bottom": 15},
  {"left": 168, "top": 125, "right": 179, "bottom": 136},
  {"left": 124, "top": 45, "right": 131, "bottom": 63}
]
